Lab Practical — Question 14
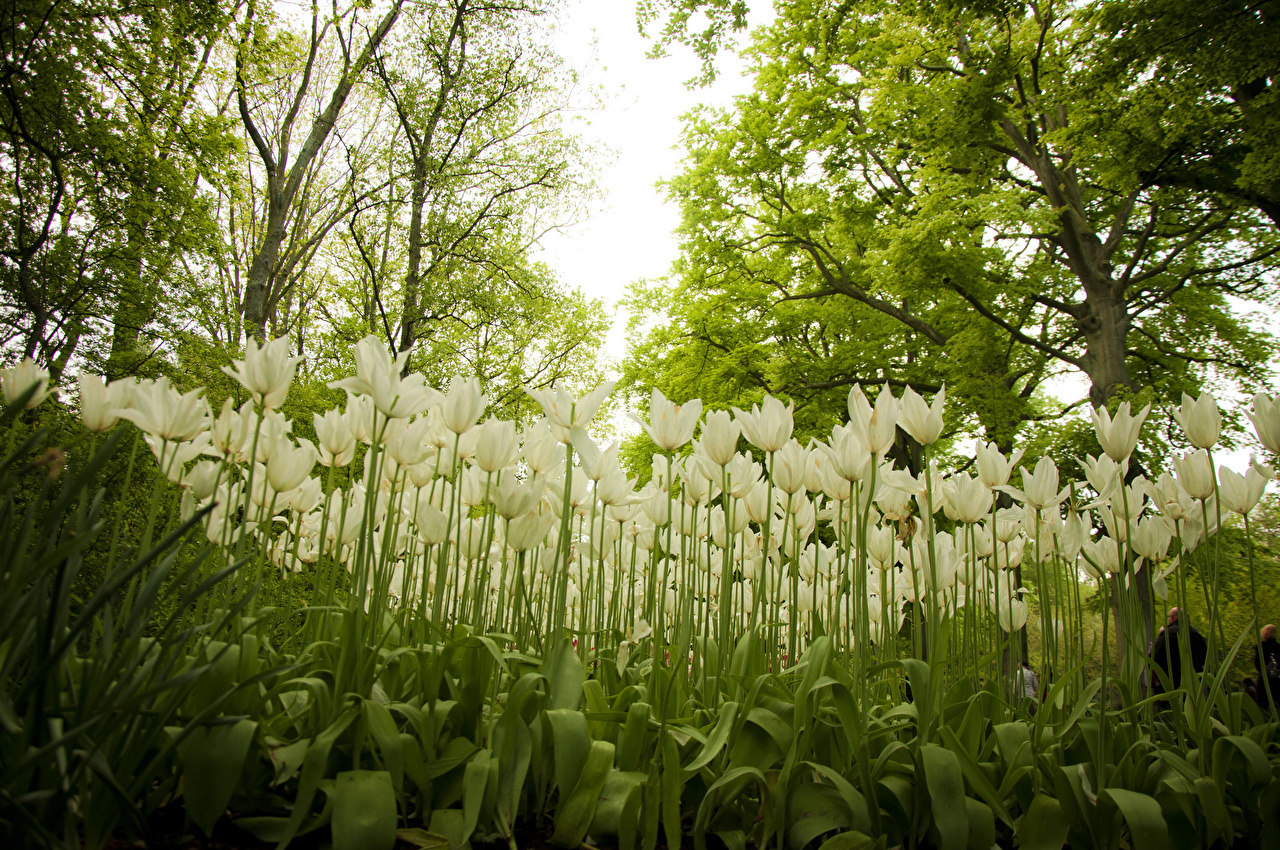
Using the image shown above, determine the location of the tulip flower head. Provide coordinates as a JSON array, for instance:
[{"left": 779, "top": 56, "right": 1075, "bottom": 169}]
[
  {"left": 733, "top": 395, "right": 794, "bottom": 453},
  {"left": 698, "top": 409, "right": 741, "bottom": 466},
  {"left": 897, "top": 385, "right": 946, "bottom": 446},
  {"left": 1090, "top": 401, "right": 1151, "bottom": 463},
  {"left": 1004, "top": 456, "right": 1069, "bottom": 511},
  {"left": 974, "top": 441, "right": 1024, "bottom": 489},
  {"left": 1173, "top": 449, "right": 1216, "bottom": 500},
  {"left": 441, "top": 376, "right": 486, "bottom": 435},
  {"left": 116, "top": 377, "right": 209, "bottom": 442},
  {"left": 314, "top": 408, "right": 356, "bottom": 467},
  {"left": 1079, "top": 453, "right": 1123, "bottom": 504},
  {"left": 1173, "top": 391, "right": 1221, "bottom": 449},
  {"left": 635, "top": 388, "right": 702, "bottom": 451},
  {"left": 78, "top": 373, "right": 123, "bottom": 432},
  {"left": 1, "top": 358, "right": 54, "bottom": 409},
  {"left": 267, "top": 436, "right": 318, "bottom": 494},
  {"left": 1219, "top": 465, "right": 1267, "bottom": 515},
  {"left": 222, "top": 336, "right": 303, "bottom": 410},
  {"left": 472, "top": 416, "right": 519, "bottom": 473},
  {"left": 848, "top": 385, "right": 898, "bottom": 457},
  {"left": 524, "top": 380, "right": 615, "bottom": 443},
  {"left": 328, "top": 335, "right": 442, "bottom": 419},
  {"left": 1250, "top": 393, "right": 1280, "bottom": 456}
]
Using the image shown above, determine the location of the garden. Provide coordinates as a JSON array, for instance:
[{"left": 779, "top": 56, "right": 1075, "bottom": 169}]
[
  {"left": 4, "top": 0, "right": 1280, "bottom": 848},
  {"left": 3, "top": 345, "right": 1280, "bottom": 850}
]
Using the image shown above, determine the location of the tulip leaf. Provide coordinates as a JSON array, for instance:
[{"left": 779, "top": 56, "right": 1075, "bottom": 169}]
[
  {"left": 1100, "top": 788, "right": 1168, "bottom": 850},
  {"left": 803, "top": 762, "right": 872, "bottom": 834},
  {"left": 363, "top": 699, "right": 405, "bottom": 790},
  {"left": 965, "top": 798, "right": 995, "bottom": 850},
  {"left": 1194, "top": 776, "right": 1231, "bottom": 846},
  {"left": 551, "top": 740, "right": 615, "bottom": 848},
  {"left": 618, "top": 700, "right": 652, "bottom": 772},
  {"left": 396, "top": 827, "right": 451, "bottom": 849},
  {"left": 1212, "top": 734, "right": 1270, "bottom": 790},
  {"left": 1016, "top": 793, "right": 1070, "bottom": 850},
  {"left": 546, "top": 707, "right": 591, "bottom": 795},
  {"left": 938, "top": 726, "right": 1013, "bottom": 826},
  {"left": 817, "top": 831, "right": 878, "bottom": 850},
  {"left": 588, "top": 770, "right": 647, "bottom": 843},
  {"left": 332, "top": 770, "right": 397, "bottom": 850},
  {"left": 545, "top": 640, "right": 585, "bottom": 710},
  {"left": 179, "top": 718, "right": 257, "bottom": 837},
  {"left": 786, "top": 782, "right": 851, "bottom": 850},
  {"left": 274, "top": 706, "right": 359, "bottom": 849},
  {"left": 684, "top": 701, "right": 738, "bottom": 774},
  {"left": 920, "top": 744, "right": 967, "bottom": 850},
  {"left": 661, "top": 732, "right": 684, "bottom": 850}
]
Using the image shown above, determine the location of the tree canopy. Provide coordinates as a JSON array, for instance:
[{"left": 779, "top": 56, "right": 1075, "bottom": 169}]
[
  {"left": 2, "top": 0, "right": 609, "bottom": 413},
  {"left": 624, "top": 0, "right": 1280, "bottom": 452}
]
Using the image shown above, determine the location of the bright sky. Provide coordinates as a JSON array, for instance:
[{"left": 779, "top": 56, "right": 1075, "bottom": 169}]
[{"left": 535, "top": 1, "right": 766, "bottom": 375}]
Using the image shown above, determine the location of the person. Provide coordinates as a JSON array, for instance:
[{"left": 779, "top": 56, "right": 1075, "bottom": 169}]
[
  {"left": 1255, "top": 624, "right": 1280, "bottom": 707},
  {"left": 1014, "top": 661, "right": 1038, "bottom": 699},
  {"left": 1149, "top": 607, "right": 1208, "bottom": 696}
]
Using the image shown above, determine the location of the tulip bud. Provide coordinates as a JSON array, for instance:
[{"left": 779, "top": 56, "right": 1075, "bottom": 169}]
[{"left": 1173, "top": 391, "right": 1221, "bottom": 449}]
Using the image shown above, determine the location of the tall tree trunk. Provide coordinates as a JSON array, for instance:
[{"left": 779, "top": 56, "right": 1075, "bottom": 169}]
[
  {"left": 242, "top": 208, "right": 285, "bottom": 342},
  {"left": 398, "top": 157, "right": 428, "bottom": 372},
  {"left": 1078, "top": 287, "right": 1133, "bottom": 407}
]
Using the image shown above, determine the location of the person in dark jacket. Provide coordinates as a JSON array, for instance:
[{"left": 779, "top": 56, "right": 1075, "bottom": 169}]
[
  {"left": 1149, "top": 607, "right": 1208, "bottom": 696},
  {"left": 1255, "top": 624, "right": 1280, "bottom": 708}
]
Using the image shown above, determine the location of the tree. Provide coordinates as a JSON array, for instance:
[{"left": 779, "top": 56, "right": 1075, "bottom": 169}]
[
  {"left": 1083, "top": 0, "right": 1280, "bottom": 229},
  {"left": 0, "top": 0, "right": 235, "bottom": 375},
  {"left": 627, "top": 0, "right": 1278, "bottom": 428},
  {"left": 235, "top": 0, "right": 403, "bottom": 343},
  {"left": 367, "top": 0, "right": 588, "bottom": 374}
]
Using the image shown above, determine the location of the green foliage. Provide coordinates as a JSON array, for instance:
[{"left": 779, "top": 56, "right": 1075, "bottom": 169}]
[
  {"left": 623, "top": 0, "right": 1280, "bottom": 459},
  {"left": 0, "top": 406, "right": 259, "bottom": 849}
]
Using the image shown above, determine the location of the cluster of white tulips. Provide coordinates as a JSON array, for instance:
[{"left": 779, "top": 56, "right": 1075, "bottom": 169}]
[{"left": 2, "top": 343, "right": 1278, "bottom": 688}]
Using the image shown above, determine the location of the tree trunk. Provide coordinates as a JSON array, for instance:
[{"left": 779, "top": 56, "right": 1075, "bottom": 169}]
[
  {"left": 1078, "top": 289, "right": 1133, "bottom": 407},
  {"left": 242, "top": 199, "right": 287, "bottom": 343},
  {"left": 398, "top": 157, "right": 428, "bottom": 372}
]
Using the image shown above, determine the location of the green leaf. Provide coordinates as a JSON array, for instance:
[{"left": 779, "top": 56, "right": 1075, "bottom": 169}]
[
  {"left": 1016, "top": 793, "right": 1070, "bottom": 850},
  {"left": 618, "top": 700, "right": 652, "bottom": 772},
  {"left": 274, "top": 706, "right": 359, "bottom": 849},
  {"left": 685, "top": 701, "right": 739, "bottom": 774},
  {"left": 1212, "top": 734, "right": 1271, "bottom": 791},
  {"left": 938, "top": 726, "right": 1013, "bottom": 826},
  {"left": 964, "top": 798, "right": 994, "bottom": 850},
  {"left": 546, "top": 707, "right": 592, "bottom": 795},
  {"left": 786, "top": 782, "right": 851, "bottom": 850},
  {"left": 1194, "top": 776, "right": 1231, "bottom": 846},
  {"left": 545, "top": 639, "right": 585, "bottom": 711},
  {"left": 461, "top": 749, "right": 492, "bottom": 842},
  {"left": 551, "top": 740, "right": 616, "bottom": 848},
  {"left": 817, "top": 832, "right": 879, "bottom": 850},
  {"left": 179, "top": 718, "right": 257, "bottom": 836},
  {"left": 1100, "top": 788, "right": 1169, "bottom": 850},
  {"left": 920, "top": 744, "right": 967, "bottom": 850},
  {"left": 803, "top": 762, "right": 872, "bottom": 834},
  {"left": 588, "top": 770, "right": 647, "bottom": 842},
  {"left": 364, "top": 699, "right": 405, "bottom": 791},
  {"left": 662, "top": 732, "right": 684, "bottom": 850},
  {"left": 332, "top": 770, "right": 397, "bottom": 850},
  {"left": 396, "top": 827, "right": 451, "bottom": 849}
]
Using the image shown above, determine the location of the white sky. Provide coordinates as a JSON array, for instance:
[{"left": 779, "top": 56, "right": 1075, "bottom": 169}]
[{"left": 535, "top": 1, "right": 765, "bottom": 375}]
